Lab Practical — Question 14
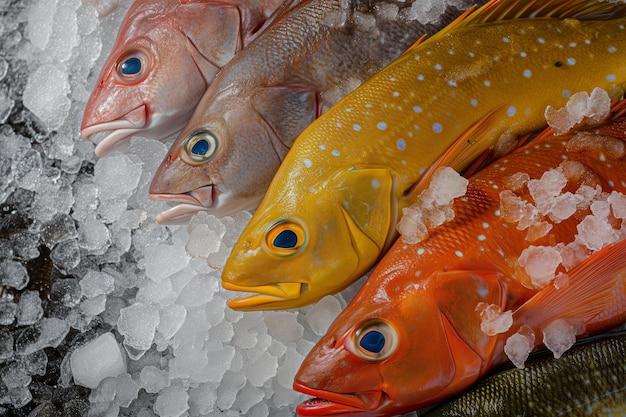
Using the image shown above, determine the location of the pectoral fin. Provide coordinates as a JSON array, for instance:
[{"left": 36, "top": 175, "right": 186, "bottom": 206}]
[
  {"left": 253, "top": 85, "right": 319, "bottom": 156},
  {"left": 514, "top": 239, "right": 626, "bottom": 332},
  {"left": 404, "top": 106, "right": 508, "bottom": 201},
  {"left": 334, "top": 168, "right": 396, "bottom": 253}
]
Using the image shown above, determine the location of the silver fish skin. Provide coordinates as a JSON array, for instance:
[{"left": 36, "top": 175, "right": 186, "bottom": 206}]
[
  {"left": 149, "top": 0, "right": 482, "bottom": 223},
  {"left": 424, "top": 333, "right": 626, "bottom": 417}
]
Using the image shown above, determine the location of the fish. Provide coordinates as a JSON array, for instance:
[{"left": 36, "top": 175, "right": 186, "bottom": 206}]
[
  {"left": 148, "top": 0, "right": 482, "bottom": 222},
  {"left": 292, "top": 107, "right": 626, "bottom": 416},
  {"left": 80, "top": 0, "right": 287, "bottom": 157},
  {"left": 423, "top": 332, "right": 626, "bottom": 417},
  {"left": 221, "top": 0, "right": 626, "bottom": 311}
]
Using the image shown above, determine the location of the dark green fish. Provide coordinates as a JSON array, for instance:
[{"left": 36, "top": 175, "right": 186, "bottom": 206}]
[{"left": 424, "top": 333, "right": 626, "bottom": 417}]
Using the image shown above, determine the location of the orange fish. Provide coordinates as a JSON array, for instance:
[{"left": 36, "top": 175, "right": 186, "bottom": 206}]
[
  {"left": 80, "top": 0, "right": 286, "bottom": 157},
  {"left": 293, "top": 109, "right": 626, "bottom": 417}
]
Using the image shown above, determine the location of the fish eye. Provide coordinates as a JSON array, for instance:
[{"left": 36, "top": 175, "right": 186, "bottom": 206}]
[
  {"left": 349, "top": 319, "right": 398, "bottom": 361},
  {"left": 264, "top": 219, "right": 307, "bottom": 256},
  {"left": 181, "top": 131, "right": 219, "bottom": 165},
  {"left": 115, "top": 50, "right": 149, "bottom": 83}
]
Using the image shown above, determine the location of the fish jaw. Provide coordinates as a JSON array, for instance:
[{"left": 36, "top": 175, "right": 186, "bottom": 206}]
[
  {"left": 81, "top": 104, "right": 149, "bottom": 156},
  {"left": 294, "top": 383, "right": 386, "bottom": 417},
  {"left": 221, "top": 281, "right": 304, "bottom": 311}
]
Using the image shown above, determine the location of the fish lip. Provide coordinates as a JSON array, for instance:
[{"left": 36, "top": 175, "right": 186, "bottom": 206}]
[
  {"left": 150, "top": 185, "right": 216, "bottom": 224},
  {"left": 222, "top": 281, "right": 303, "bottom": 310},
  {"left": 293, "top": 382, "right": 384, "bottom": 416},
  {"left": 81, "top": 105, "right": 148, "bottom": 157}
]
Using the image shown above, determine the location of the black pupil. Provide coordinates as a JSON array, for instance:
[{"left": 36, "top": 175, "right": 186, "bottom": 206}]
[
  {"left": 121, "top": 57, "right": 142, "bottom": 75},
  {"left": 360, "top": 330, "right": 385, "bottom": 353},
  {"left": 273, "top": 229, "right": 298, "bottom": 248},
  {"left": 191, "top": 139, "right": 210, "bottom": 155}
]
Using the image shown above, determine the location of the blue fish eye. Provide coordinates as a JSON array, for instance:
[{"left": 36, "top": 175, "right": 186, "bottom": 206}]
[
  {"left": 121, "top": 57, "right": 142, "bottom": 75},
  {"left": 273, "top": 229, "right": 298, "bottom": 248},
  {"left": 359, "top": 330, "right": 385, "bottom": 353},
  {"left": 191, "top": 139, "right": 210, "bottom": 156}
]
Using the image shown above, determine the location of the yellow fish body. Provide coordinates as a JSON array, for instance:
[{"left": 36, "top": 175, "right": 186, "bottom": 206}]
[{"left": 222, "top": 0, "right": 626, "bottom": 310}]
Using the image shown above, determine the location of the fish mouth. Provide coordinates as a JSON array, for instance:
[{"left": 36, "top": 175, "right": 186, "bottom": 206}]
[
  {"left": 221, "top": 281, "right": 303, "bottom": 311},
  {"left": 81, "top": 105, "right": 148, "bottom": 157},
  {"left": 293, "top": 383, "right": 384, "bottom": 416},
  {"left": 150, "top": 185, "right": 216, "bottom": 224}
]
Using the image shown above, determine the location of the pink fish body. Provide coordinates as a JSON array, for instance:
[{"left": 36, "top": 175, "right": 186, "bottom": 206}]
[{"left": 81, "top": 0, "right": 286, "bottom": 157}]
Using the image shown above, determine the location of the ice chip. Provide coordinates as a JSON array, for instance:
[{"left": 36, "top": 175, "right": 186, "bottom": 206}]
[
  {"left": 154, "top": 384, "right": 189, "bottom": 417},
  {"left": 77, "top": 218, "right": 111, "bottom": 254},
  {"left": 22, "top": 64, "right": 70, "bottom": 130},
  {"left": 144, "top": 239, "right": 190, "bottom": 282},
  {"left": 306, "top": 295, "right": 343, "bottom": 336},
  {"left": 516, "top": 245, "right": 562, "bottom": 288},
  {"left": 94, "top": 154, "right": 142, "bottom": 200},
  {"left": 277, "top": 347, "right": 304, "bottom": 389},
  {"left": 608, "top": 191, "right": 626, "bottom": 219},
  {"left": 0, "top": 260, "right": 29, "bottom": 290},
  {"left": 475, "top": 302, "right": 513, "bottom": 336},
  {"left": 14, "top": 318, "right": 70, "bottom": 355},
  {"left": 16, "top": 291, "right": 43, "bottom": 326},
  {"left": 245, "top": 351, "right": 278, "bottom": 387},
  {"left": 542, "top": 319, "right": 581, "bottom": 358},
  {"left": 117, "top": 303, "right": 159, "bottom": 352},
  {"left": 397, "top": 206, "right": 427, "bottom": 244},
  {"left": 264, "top": 312, "right": 304, "bottom": 343},
  {"left": 70, "top": 333, "right": 126, "bottom": 389},
  {"left": 80, "top": 270, "right": 115, "bottom": 298},
  {"left": 504, "top": 325, "right": 536, "bottom": 369},
  {"left": 50, "top": 238, "right": 81, "bottom": 273},
  {"left": 139, "top": 366, "right": 169, "bottom": 394},
  {"left": 576, "top": 214, "right": 619, "bottom": 251}
]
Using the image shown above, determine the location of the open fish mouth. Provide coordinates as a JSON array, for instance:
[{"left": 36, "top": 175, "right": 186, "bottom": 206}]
[
  {"left": 81, "top": 105, "right": 148, "bottom": 157},
  {"left": 293, "top": 383, "right": 384, "bottom": 416},
  {"left": 221, "top": 281, "right": 303, "bottom": 310},
  {"left": 150, "top": 185, "right": 216, "bottom": 224}
]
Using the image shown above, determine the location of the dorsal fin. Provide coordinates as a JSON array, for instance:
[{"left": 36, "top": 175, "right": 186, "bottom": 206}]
[{"left": 420, "top": 0, "right": 626, "bottom": 50}]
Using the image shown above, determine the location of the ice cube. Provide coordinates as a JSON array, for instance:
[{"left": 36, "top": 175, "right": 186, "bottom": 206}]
[
  {"left": 144, "top": 239, "right": 190, "bottom": 282},
  {"left": 77, "top": 218, "right": 111, "bottom": 255},
  {"left": 94, "top": 154, "right": 142, "bottom": 201},
  {"left": 50, "top": 238, "right": 81, "bottom": 273},
  {"left": 70, "top": 333, "right": 126, "bottom": 389}
]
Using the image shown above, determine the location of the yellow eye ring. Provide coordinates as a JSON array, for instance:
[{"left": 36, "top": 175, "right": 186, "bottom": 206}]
[
  {"left": 264, "top": 219, "right": 307, "bottom": 257},
  {"left": 348, "top": 319, "right": 398, "bottom": 361},
  {"left": 115, "top": 50, "right": 150, "bottom": 84},
  {"left": 181, "top": 131, "right": 218, "bottom": 165}
]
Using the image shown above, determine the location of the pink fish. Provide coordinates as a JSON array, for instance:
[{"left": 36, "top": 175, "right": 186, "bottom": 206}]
[{"left": 80, "top": 0, "right": 287, "bottom": 157}]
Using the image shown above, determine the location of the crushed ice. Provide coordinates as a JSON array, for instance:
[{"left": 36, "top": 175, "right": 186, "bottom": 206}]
[{"left": 397, "top": 166, "right": 469, "bottom": 244}]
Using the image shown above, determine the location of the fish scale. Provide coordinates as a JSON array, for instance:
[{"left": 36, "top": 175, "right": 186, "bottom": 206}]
[
  {"left": 223, "top": 0, "right": 626, "bottom": 311},
  {"left": 425, "top": 334, "right": 626, "bottom": 417}
]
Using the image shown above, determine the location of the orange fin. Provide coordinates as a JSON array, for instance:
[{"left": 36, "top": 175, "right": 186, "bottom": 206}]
[
  {"left": 404, "top": 105, "right": 507, "bottom": 200},
  {"left": 514, "top": 239, "right": 626, "bottom": 330}
]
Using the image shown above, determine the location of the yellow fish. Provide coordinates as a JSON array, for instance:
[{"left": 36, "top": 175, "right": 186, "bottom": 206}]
[{"left": 222, "top": 0, "right": 626, "bottom": 310}]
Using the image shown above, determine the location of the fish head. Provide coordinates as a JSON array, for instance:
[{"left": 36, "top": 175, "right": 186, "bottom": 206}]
[
  {"left": 81, "top": 1, "right": 244, "bottom": 157},
  {"left": 222, "top": 166, "right": 399, "bottom": 310},
  {"left": 294, "top": 267, "right": 505, "bottom": 416},
  {"left": 149, "top": 90, "right": 288, "bottom": 223},
  {"left": 150, "top": 84, "right": 320, "bottom": 223}
]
